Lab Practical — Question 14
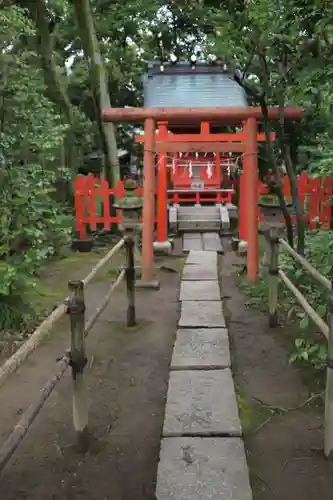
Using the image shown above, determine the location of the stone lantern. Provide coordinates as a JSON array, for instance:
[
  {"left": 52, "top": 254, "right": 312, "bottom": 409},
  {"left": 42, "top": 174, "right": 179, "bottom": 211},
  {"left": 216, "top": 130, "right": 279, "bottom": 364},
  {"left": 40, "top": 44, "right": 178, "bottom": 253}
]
[
  {"left": 114, "top": 179, "right": 143, "bottom": 235},
  {"left": 258, "top": 194, "right": 293, "bottom": 266},
  {"left": 258, "top": 194, "right": 292, "bottom": 229},
  {"left": 114, "top": 179, "right": 143, "bottom": 276}
]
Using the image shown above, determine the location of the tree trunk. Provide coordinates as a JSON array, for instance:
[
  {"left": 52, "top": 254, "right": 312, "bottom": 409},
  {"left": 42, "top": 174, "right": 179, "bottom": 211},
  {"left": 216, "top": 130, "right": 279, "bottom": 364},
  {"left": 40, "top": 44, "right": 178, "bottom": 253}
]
[
  {"left": 276, "top": 69, "right": 305, "bottom": 255},
  {"left": 71, "top": 0, "right": 119, "bottom": 189},
  {"left": 233, "top": 56, "right": 294, "bottom": 247},
  {"left": 17, "top": 0, "right": 77, "bottom": 187},
  {"left": 279, "top": 130, "right": 305, "bottom": 255},
  {"left": 260, "top": 101, "right": 294, "bottom": 248}
]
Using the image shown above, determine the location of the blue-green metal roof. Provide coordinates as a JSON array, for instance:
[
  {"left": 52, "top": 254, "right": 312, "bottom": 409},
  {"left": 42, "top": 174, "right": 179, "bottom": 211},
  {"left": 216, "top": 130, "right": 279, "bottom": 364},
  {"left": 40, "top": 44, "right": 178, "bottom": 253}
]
[{"left": 143, "top": 61, "right": 247, "bottom": 108}]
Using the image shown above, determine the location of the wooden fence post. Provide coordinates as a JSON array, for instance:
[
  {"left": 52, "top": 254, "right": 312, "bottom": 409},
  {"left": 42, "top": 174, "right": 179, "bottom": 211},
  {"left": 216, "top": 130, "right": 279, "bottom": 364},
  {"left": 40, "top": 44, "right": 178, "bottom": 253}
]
[
  {"left": 268, "top": 228, "right": 279, "bottom": 328},
  {"left": 125, "top": 235, "right": 136, "bottom": 327},
  {"left": 324, "top": 282, "right": 333, "bottom": 460},
  {"left": 68, "top": 280, "right": 89, "bottom": 452}
]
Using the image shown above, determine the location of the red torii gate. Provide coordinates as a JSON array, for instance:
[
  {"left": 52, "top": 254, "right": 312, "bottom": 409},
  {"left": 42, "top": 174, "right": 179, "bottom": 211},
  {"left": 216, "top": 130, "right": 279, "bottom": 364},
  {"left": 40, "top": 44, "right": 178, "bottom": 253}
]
[{"left": 102, "top": 107, "right": 303, "bottom": 283}]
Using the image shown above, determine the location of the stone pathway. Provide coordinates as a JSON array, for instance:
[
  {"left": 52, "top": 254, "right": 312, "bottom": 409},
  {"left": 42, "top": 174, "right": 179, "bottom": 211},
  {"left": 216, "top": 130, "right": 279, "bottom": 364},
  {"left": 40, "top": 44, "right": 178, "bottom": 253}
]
[
  {"left": 182, "top": 232, "right": 223, "bottom": 253},
  {"left": 156, "top": 249, "right": 253, "bottom": 500}
]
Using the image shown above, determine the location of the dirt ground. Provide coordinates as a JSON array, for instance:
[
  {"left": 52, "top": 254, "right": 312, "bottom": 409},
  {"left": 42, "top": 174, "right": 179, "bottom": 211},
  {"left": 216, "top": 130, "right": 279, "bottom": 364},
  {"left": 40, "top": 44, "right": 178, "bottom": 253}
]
[
  {"left": 221, "top": 242, "right": 333, "bottom": 500},
  {"left": 0, "top": 254, "right": 181, "bottom": 500},
  {"left": 2, "top": 238, "right": 333, "bottom": 500}
]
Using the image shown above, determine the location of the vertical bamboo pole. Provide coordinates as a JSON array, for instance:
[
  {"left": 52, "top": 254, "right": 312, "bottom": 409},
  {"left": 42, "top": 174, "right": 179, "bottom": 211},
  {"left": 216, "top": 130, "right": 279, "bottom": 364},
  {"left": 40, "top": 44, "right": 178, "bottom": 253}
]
[
  {"left": 324, "top": 284, "right": 333, "bottom": 460},
  {"left": 141, "top": 117, "right": 156, "bottom": 282},
  {"left": 68, "top": 280, "right": 89, "bottom": 452},
  {"left": 125, "top": 235, "right": 136, "bottom": 327},
  {"left": 268, "top": 228, "right": 279, "bottom": 328}
]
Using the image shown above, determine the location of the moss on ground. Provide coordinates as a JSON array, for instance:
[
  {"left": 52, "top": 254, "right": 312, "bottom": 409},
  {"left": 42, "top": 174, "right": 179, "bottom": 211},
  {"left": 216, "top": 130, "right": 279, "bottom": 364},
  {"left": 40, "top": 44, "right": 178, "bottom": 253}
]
[
  {"left": 236, "top": 390, "right": 271, "bottom": 438},
  {"left": 28, "top": 247, "right": 126, "bottom": 316}
]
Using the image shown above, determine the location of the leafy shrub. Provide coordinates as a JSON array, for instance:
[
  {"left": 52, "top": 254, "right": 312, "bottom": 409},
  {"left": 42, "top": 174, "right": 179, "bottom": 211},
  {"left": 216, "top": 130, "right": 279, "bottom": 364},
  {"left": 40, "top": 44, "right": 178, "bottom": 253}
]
[
  {"left": 0, "top": 7, "right": 72, "bottom": 332},
  {"left": 241, "top": 230, "right": 333, "bottom": 372}
]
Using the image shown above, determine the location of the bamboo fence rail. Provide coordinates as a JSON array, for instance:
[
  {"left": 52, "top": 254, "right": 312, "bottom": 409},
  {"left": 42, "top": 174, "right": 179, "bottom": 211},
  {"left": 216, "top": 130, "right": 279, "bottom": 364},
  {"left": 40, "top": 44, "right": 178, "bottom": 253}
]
[
  {"left": 267, "top": 231, "right": 333, "bottom": 460},
  {"left": 0, "top": 239, "right": 126, "bottom": 390},
  {"left": 0, "top": 235, "right": 136, "bottom": 473}
]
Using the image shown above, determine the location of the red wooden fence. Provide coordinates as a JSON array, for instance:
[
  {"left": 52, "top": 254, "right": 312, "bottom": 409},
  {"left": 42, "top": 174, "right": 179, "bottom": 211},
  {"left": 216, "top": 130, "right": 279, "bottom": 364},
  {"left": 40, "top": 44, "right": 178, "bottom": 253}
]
[
  {"left": 74, "top": 173, "right": 332, "bottom": 239},
  {"left": 74, "top": 175, "right": 144, "bottom": 239},
  {"left": 257, "top": 172, "right": 333, "bottom": 229}
]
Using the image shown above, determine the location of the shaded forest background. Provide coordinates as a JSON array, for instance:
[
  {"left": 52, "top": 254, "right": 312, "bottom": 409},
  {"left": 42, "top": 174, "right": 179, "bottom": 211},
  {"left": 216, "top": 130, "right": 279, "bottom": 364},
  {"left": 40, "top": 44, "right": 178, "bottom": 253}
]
[{"left": 1, "top": 0, "right": 333, "bottom": 355}]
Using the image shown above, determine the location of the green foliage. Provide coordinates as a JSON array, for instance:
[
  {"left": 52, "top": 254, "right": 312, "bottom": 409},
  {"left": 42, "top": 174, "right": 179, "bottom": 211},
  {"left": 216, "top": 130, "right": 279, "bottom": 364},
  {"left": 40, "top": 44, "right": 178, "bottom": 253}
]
[
  {"left": 241, "top": 231, "right": 333, "bottom": 373},
  {"left": 288, "top": 231, "right": 333, "bottom": 332},
  {"left": 201, "top": 0, "right": 333, "bottom": 177},
  {"left": 0, "top": 6, "right": 71, "bottom": 332},
  {"left": 289, "top": 338, "right": 327, "bottom": 371}
]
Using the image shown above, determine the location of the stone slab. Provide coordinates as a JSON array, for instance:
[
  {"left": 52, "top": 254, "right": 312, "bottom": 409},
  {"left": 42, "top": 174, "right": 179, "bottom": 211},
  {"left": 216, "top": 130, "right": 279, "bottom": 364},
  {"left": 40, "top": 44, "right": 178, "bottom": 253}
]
[
  {"left": 135, "top": 279, "right": 160, "bottom": 290},
  {"left": 179, "top": 301, "right": 225, "bottom": 328},
  {"left": 179, "top": 280, "right": 220, "bottom": 301},
  {"left": 182, "top": 264, "right": 218, "bottom": 281},
  {"left": 156, "top": 437, "right": 252, "bottom": 500},
  {"left": 202, "top": 232, "right": 223, "bottom": 252},
  {"left": 163, "top": 369, "right": 241, "bottom": 437},
  {"left": 182, "top": 236, "right": 203, "bottom": 252},
  {"left": 184, "top": 258, "right": 217, "bottom": 270},
  {"left": 171, "top": 328, "right": 230, "bottom": 370},
  {"left": 186, "top": 250, "right": 217, "bottom": 266},
  {"left": 226, "top": 202, "right": 238, "bottom": 219},
  {"left": 220, "top": 205, "right": 231, "bottom": 230},
  {"left": 183, "top": 233, "right": 202, "bottom": 241},
  {"left": 168, "top": 206, "right": 178, "bottom": 233}
]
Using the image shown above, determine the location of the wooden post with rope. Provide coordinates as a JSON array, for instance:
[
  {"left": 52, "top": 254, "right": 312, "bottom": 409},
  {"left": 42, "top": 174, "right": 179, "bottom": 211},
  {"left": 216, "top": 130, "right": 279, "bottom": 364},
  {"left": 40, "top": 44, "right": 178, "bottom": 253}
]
[
  {"left": 124, "top": 235, "right": 136, "bottom": 327},
  {"left": 268, "top": 228, "right": 279, "bottom": 327},
  {"left": 324, "top": 282, "right": 333, "bottom": 460},
  {"left": 68, "top": 280, "right": 89, "bottom": 452}
]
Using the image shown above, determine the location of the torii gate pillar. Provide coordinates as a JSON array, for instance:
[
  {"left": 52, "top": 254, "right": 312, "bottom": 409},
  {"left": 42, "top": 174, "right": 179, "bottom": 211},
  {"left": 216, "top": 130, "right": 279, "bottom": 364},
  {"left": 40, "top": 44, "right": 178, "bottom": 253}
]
[
  {"left": 139, "top": 117, "right": 160, "bottom": 288},
  {"left": 244, "top": 117, "right": 259, "bottom": 280},
  {"left": 153, "top": 122, "right": 172, "bottom": 254}
]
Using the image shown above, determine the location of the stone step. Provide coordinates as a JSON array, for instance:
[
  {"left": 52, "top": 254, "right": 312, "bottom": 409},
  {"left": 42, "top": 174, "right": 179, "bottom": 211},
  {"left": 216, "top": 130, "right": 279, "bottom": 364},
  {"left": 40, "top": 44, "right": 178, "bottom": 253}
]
[
  {"left": 156, "top": 437, "right": 252, "bottom": 500},
  {"left": 183, "top": 238, "right": 203, "bottom": 252},
  {"left": 182, "top": 265, "right": 219, "bottom": 282},
  {"left": 225, "top": 202, "right": 238, "bottom": 219},
  {"left": 183, "top": 233, "right": 202, "bottom": 241},
  {"left": 171, "top": 328, "right": 230, "bottom": 370},
  {"left": 179, "top": 301, "right": 225, "bottom": 328},
  {"left": 219, "top": 205, "right": 231, "bottom": 230},
  {"left": 185, "top": 250, "right": 218, "bottom": 265},
  {"left": 183, "top": 234, "right": 222, "bottom": 253},
  {"left": 162, "top": 369, "right": 241, "bottom": 437},
  {"left": 179, "top": 221, "right": 221, "bottom": 232},
  {"left": 183, "top": 258, "right": 218, "bottom": 270},
  {"left": 178, "top": 206, "right": 219, "bottom": 215},
  {"left": 178, "top": 209, "right": 220, "bottom": 217},
  {"left": 179, "top": 280, "right": 220, "bottom": 301},
  {"left": 202, "top": 232, "right": 223, "bottom": 252}
]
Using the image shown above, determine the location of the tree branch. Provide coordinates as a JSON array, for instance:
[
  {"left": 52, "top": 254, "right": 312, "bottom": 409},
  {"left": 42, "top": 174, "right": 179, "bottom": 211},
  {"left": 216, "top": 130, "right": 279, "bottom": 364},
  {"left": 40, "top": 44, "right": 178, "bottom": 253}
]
[
  {"left": 277, "top": 52, "right": 305, "bottom": 254},
  {"left": 257, "top": 53, "right": 294, "bottom": 247}
]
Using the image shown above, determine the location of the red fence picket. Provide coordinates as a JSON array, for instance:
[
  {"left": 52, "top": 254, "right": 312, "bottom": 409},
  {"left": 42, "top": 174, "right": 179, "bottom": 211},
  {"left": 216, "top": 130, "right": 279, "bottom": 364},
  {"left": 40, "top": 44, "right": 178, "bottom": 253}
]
[
  {"left": 257, "top": 172, "right": 332, "bottom": 228},
  {"left": 74, "top": 175, "right": 146, "bottom": 239}
]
